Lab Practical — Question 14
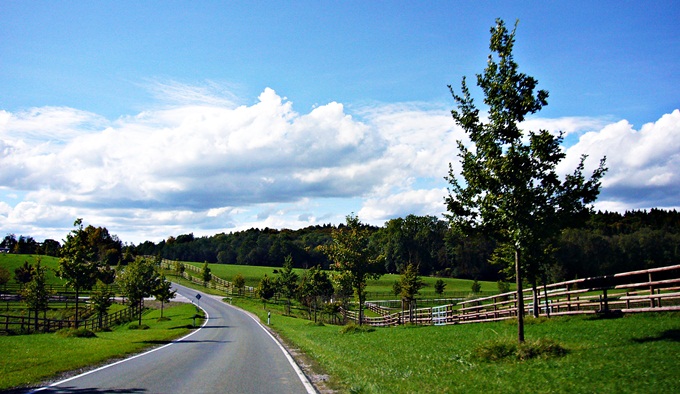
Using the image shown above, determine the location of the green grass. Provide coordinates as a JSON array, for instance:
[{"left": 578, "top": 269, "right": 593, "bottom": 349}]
[
  {"left": 0, "top": 302, "right": 202, "bottom": 391},
  {"left": 185, "top": 261, "right": 506, "bottom": 299},
  {"left": 234, "top": 293, "right": 680, "bottom": 393},
  {"left": 185, "top": 262, "right": 299, "bottom": 288},
  {"left": 0, "top": 253, "right": 64, "bottom": 286}
]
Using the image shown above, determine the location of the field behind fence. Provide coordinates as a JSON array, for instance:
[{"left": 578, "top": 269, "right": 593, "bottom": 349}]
[{"left": 355, "top": 263, "right": 680, "bottom": 326}]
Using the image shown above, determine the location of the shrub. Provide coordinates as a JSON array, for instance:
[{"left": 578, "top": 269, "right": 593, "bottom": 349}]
[
  {"left": 340, "top": 322, "right": 375, "bottom": 334},
  {"left": 55, "top": 328, "right": 97, "bottom": 338},
  {"left": 474, "top": 338, "right": 568, "bottom": 362},
  {"left": 128, "top": 324, "right": 150, "bottom": 330}
]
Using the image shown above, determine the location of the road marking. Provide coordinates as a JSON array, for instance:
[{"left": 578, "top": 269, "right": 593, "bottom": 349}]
[
  {"left": 240, "top": 307, "right": 317, "bottom": 394},
  {"left": 29, "top": 305, "right": 210, "bottom": 393}
]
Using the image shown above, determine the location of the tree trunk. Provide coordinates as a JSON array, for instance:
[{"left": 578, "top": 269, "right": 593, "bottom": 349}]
[
  {"left": 74, "top": 288, "right": 80, "bottom": 329},
  {"left": 515, "top": 249, "right": 525, "bottom": 343},
  {"left": 138, "top": 300, "right": 143, "bottom": 325}
]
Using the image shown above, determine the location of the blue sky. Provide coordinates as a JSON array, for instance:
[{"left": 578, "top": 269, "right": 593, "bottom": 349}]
[{"left": 1, "top": 1, "right": 679, "bottom": 244}]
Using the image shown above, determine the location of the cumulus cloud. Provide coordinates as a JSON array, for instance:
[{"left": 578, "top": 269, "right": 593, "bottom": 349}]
[
  {"left": 0, "top": 84, "right": 678, "bottom": 242},
  {"left": 559, "top": 109, "right": 680, "bottom": 210}
]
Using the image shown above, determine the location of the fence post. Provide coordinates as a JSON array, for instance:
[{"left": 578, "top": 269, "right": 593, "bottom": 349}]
[{"left": 649, "top": 273, "right": 655, "bottom": 308}]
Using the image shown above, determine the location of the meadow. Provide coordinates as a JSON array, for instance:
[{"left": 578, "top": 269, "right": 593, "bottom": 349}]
[
  {"left": 0, "top": 253, "right": 64, "bottom": 286},
  {"left": 185, "top": 261, "right": 506, "bottom": 299}
]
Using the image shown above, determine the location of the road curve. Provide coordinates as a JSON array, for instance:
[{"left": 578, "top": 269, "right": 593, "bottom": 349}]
[{"left": 32, "top": 283, "right": 315, "bottom": 394}]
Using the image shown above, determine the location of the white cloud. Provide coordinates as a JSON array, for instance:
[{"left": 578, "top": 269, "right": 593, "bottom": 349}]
[
  {"left": 0, "top": 84, "right": 678, "bottom": 242},
  {"left": 560, "top": 109, "right": 680, "bottom": 210}
]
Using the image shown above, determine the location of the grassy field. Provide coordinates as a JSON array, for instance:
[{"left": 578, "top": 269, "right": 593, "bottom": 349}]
[
  {"left": 0, "top": 302, "right": 201, "bottom": 391},
  {"left": 233, "top": 294, "right": 680, "bottom": 393},
  {"left": 186, "top": 261, "right": 506, "bottom": 299},
  {"left": 0, "top": 253, "right": 64, "bottom": 286}
]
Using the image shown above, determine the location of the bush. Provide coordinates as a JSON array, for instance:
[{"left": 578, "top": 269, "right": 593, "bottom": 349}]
[
  {"left": 127, "top": 324, "right": 150, "bottom": 330},
  {"left": 340, "top": 322, "right": 375, "bottom": 334},
  {"left": 474, "top": 338, "right": 568, "bottom": 362}
]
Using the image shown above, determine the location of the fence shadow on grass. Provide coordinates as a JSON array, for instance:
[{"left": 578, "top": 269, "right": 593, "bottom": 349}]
[{"left": 632, "top": 328, "right": 680, "bottom": 343}]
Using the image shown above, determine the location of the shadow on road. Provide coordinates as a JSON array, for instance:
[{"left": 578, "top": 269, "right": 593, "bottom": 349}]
[
  {"left": 30, "top": 387, "right": 146, "bottom": 393},
  {"left": 137, "top": 339, "right": 232, "bottom": 345}
]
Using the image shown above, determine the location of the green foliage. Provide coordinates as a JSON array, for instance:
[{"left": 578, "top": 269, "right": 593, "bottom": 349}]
[
  {"left": 445, "top": 19, "right": 606, "bottom": 342},
  {"left": 90, "top": 280, "right": 114, "bottom": 316},
  {"left": 392, "top": 280, "right": 401, "bottom": 296},
  {"left": 201, "top": 261, "right": 211, "bottom": 285},
  {"left": 232, "top": 272, "right": 246, "bottom": 295},
  {"left": 474, "top": 338, "right": 568, "bottom": 362},
  {"left": 399, "top": 263, "right": 424, "bottom": 303},
  {"left": 374, "top": 214, "right": 448, "bottom": 275},
  {"left": 497, "top": 280, "right": 510, "bottom": 293},
  {"left": 174, "top": 260, "right": 186, "bottom": 275},
  {"left": 127, "top": 324, "right": 150, "bottom": 330},
  {"left": 14, "top": 260, "right": 36, "bottom": 285},
  {"left": 256, "top": 273, "right": 276, "bottom": 307},
  {"left": 434, "top": 279, "right": 446, "bottom": 295},
  {"left": 0, "top": 265, "right": 10, "bottom": 286},
  {"left": 116, "top": 256, "right": 160, "bottom": 307},
  {"left": 471, "top": 279, "right": 481, "bottom": 293},
  {"left": 152, "top": 274, "right": 176, "bottom": 318},
  {"left": 325, "top": 214, "right": 384, "bottom": 324},
  {"left": 339, "top": 322, "right": 375, "bottom": 334},
  {"left": 59, "top": 219, "right": 101, "bottom": 327},
  {"left": 276, "top": 256, "right": 299, "bottom": 313},
  {"left": 298, "top": 265, "right": 334, "bottom": 321},
  {"left": 21, "top": 259, "right": 52, "bottom": 314}
]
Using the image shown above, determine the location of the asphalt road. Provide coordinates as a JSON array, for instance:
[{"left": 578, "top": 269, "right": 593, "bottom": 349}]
[{"left": 31, "top": 283, "right": 315, "bottom": 394}]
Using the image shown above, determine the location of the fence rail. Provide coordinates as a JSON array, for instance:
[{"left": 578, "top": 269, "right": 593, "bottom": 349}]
[
  {"left": 159, "top": 259, "right": 256, "bottom": 297},
  {"left": 348, "top": 264, "right": 680, "bottom": 327}
]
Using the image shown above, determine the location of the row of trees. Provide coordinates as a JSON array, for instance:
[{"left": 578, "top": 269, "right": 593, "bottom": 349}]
[
  {"left": 128, "top": 209, "right": 680, "bottom": 283},
  {"left": 2, "top": 224, "right": 124, "bottom": 263}
]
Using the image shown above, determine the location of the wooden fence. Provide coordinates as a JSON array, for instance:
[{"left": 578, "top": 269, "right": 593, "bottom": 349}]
[
  {"left": 0, "top": 301, "right": 143, "bottom": 334},
  {"left": 348, "top": 264, "right": 680, "bottom": 327}
]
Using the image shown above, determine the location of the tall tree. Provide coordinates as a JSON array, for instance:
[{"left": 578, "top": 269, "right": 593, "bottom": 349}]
[
  {"left": 59, "top": 219, "right": 100, "bottom": 328},
  {"left": 445, "top": 19, "right": 606, "bottom": 343},
  {"left": 324, "top": 214, "right": 384, "bottom": 325}
]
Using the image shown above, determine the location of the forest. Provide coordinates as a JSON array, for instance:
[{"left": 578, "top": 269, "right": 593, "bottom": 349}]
[
  {"left": 131, "top": 209, "right": 680, "bottom": 282},
  {"left": 3, "top": 209, "right": 679, "bottom": 283}
]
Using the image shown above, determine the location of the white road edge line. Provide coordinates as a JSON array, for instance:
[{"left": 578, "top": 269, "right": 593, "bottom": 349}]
[
  {"left": 243, "top": 311, "right": 317, "bottom": 394},
  {"left": 29, "top": 304, "right": 210, "bottom": 393}
]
